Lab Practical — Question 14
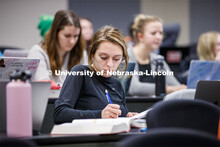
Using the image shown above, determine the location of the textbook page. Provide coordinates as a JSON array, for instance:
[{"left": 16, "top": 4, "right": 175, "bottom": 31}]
[
  {"left": 51, "top": 118, "right": 131, "bottom": 135},
  {"left": 131, "top": 108, "right": 152, "bottom": 119},
  {"left": 51, "top": 109, "right": 152, "bottom": 135}
]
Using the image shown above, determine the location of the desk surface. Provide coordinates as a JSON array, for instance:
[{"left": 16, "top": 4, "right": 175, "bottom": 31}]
[
  {"left": 41, "top": 96, "right": 162, "bottom": 135},
  {"left": 22, "top": 132, "right": 144, "bottom": 146}
]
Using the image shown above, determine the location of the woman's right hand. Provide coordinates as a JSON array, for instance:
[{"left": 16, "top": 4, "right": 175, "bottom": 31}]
[{"left": 101, "top": 104, "right": 121, "bottom": 119}]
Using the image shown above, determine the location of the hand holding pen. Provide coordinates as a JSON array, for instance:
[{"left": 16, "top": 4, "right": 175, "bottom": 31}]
[{"left": 101, "top": 90, "right": 121, "bottom": 118}]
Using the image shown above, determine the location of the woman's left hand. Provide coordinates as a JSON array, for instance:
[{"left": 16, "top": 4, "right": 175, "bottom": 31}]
[{"left": 126, "top": 112, "right": 139, "bottom": 117}]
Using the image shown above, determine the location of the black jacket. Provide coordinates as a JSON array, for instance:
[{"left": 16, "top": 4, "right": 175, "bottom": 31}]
[{"left": 54, "top": 65, "right": 128, "bottom": 124}]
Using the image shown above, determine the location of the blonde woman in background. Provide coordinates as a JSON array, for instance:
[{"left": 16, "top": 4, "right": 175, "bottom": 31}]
[
  {"left": 128, "top": 14, "right": 186, "bottom": 96},
  {"left": 164, "top": 31, "right": 220, "bottom": 101},
  {"left": 197, "top": 31, "right": 220, "bottom": 61}
]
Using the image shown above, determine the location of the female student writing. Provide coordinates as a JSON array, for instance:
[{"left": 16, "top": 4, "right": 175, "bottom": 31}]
[
  {"left": 128, "top": 14, "right": 186, "bottom": 96},
  {"left": 54, "top": 26, "right": 137, "bottom": 124},
  {"left": 28, "top": 10, "right": 87, "bottom": 85}
]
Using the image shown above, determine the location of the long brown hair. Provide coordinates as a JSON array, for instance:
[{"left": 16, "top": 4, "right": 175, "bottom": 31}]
[{"left": 42, "top": 10, "right": 85, "bottom": 75}]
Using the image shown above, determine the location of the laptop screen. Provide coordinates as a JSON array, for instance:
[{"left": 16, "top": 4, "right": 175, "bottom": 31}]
[
  {"left": 187, "top": 60, "right": 220, "bottom": 89},
  {"left": 194, "top": 81, "right": 220, "bottom": 107},
  {"left": 0, "top": 57, "right": 40, "bottom": 81}
]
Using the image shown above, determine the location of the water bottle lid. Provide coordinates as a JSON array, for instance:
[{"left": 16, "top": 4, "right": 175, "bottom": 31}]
[
  {"left": 154, "top": 59, "right": 164, "bottom": 70},
  {"left": 10, "top": 70, "right": 22, "bottom": 80},
  {"left": 10, "top": 70, "right": 32, "bottom": 81},
  {"left": 21, "top": 70, "right": 32, "bottom": 81}
]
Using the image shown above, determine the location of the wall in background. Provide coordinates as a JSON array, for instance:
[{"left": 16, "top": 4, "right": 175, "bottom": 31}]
[
  {"left": 0, "top": 0, "right": 67, "bottom": 50},
  {"left": 1, "top": 0, "right": 220, "bottom": 49},
  {"left": 190, "top": 0, "right": 220, "bottom": 44},
  {"left": 140, "top": 0, "right": 190, "bottom": 46},
  {"left": 69, "top": 0, "right": 139, "bottom": 36}
]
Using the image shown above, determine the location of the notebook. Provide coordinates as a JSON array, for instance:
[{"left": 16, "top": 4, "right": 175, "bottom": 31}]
[
  {"left": 187, "top": 60, "right": 220, "bottom": 89},
  {"left": 0, "top": 81, "right": 51, "bottom": 134},
  {"left": 0, "top": 57, "right": 40, "bottom": 81},
  {"left": 194, "top": 80, "right": 220, "bottom": 107}
]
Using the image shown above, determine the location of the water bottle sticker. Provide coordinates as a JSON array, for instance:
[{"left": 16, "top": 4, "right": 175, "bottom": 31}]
[{"left": 0, "top": 57, "right": 40, "bottom": 81}]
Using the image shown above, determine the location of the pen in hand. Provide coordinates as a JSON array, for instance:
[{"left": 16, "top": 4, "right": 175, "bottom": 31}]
[
  {"left": 102, "top": 90, "right": 122, "bottom": 118},
  {"left": 105, "top": 90, "right": 112, "bottom": 104}
]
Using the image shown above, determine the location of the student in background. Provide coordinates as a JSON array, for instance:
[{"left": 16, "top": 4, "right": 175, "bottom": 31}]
[
  {"left": 128, "top": 14, "right": 186, "bottom": 96},
  {"left": 197, "top": 31, "right": 220, "bottom": 61},
  {"left": 164, "top": 31, "right": 220, "bottom": 100},
  {"left": 54, "top": 26, "right": 137, "bottom": 124},
  {"left": 79, "top": 17, "right": 94, "bottom": 54},
  {"left": 28, "top": 10, "right": 87, "bottom": 86}
]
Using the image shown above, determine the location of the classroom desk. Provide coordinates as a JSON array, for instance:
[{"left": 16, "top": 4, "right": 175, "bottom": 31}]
[
  {"left": 22, "top": 132, "right": 144, "bottom": 147},
  {"left": 125, "top": 96, "right": 163, "bottom": 112},
  {"left": 40, "top": 96, "right": 163, "bottom": 134}
]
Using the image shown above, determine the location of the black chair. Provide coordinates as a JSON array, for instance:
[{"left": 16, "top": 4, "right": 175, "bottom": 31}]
[
  {"left": 119, "top": 128, "right": 220, "bottom": 147},
  {"left": 146, "top": 99, "right": 220, "bottom": 137}
]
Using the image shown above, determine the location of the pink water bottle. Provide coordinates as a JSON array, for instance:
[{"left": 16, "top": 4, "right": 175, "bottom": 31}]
[{"left": 6, "top": 70, "right": 32, "bottom": 137}]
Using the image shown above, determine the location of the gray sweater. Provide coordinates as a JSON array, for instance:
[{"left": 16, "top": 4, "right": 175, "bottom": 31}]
[
  {"left": 28, "top": 44, "right": 87, "bottom": 85},
  {"left": 128, "top": 46, "right": 180, "bottom": 96}
]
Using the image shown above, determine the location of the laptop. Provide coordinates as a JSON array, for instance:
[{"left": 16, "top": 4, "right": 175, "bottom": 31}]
[
  {"left": 0, "top": 57, "right": 40, "bottom": 81},
  {"left": 187, "top": 60, "right": 220, "bottom": 89},
  {"left": 0, "top": 81, "right": 51, "bottom": 135},
  {"left": 194, "top": 80, "right": 220, "bottom": 107}
]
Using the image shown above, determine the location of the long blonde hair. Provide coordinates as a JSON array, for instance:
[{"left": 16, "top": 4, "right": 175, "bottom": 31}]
[
  {"left": 42, "top": 10, "right": 86, "bottom": 75},
  {"left": 197, "top": 32, "right": 219, "bottom": 60},
  {"left": 131, "top": 14, "right": 163, "bottom": 43},
  {"left": 88, "top": 26, "right": 129, "bottom": 70}
]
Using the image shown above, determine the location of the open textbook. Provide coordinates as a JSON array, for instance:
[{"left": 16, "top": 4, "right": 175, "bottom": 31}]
[{"left": 51, "top": 108, "right": 152, "bottom": 135}]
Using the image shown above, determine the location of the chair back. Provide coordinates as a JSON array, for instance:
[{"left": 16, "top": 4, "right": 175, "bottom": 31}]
[
  {"left": 120, "top": 128, "right": 220, "bottom": 147},
  {"left": 146, "top": 99, "right": 220, "bottom": 137}
]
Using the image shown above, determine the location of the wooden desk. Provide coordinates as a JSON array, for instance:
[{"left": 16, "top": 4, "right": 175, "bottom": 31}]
[{"left": 40, "top": 96, "right": 163, "bottom": 134}]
